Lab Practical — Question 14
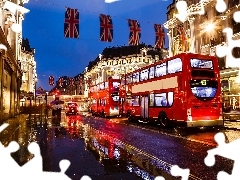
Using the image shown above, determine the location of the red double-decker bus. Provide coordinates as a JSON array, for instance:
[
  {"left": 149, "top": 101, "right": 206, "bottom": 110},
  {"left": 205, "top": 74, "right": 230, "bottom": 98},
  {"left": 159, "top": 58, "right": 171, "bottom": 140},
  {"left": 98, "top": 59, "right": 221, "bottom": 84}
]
[
  {"left": 89, "top": 78, "right": 121, "bottom": 117},
  {"left": 120, "top": 53, "right": 223, "bottom": 128}
]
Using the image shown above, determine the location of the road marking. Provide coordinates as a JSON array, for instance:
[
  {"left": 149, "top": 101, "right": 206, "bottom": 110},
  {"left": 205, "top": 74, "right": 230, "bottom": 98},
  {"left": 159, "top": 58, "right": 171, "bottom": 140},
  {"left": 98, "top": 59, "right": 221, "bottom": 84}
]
[
  {"left": 87, "top": 125, "right": 202, "bottom": 180},
  {"left": 84, "top": 115, "right": 216, "bottom": 146}
]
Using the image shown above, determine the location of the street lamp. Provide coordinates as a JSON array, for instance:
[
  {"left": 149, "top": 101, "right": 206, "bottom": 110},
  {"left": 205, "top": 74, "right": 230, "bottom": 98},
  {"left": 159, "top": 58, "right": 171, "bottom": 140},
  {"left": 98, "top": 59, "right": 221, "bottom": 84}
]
[
  {"left": 205, "top": 23, "right": 215, "bottom": 32},
  {"left": 34, "top": 78, "right": 37, "bottom": 105}
]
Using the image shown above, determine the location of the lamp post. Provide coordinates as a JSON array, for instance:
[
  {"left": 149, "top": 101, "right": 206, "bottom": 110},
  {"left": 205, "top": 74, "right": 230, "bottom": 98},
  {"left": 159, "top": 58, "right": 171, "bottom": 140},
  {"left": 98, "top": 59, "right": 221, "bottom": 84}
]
[{"left": 34, "top": 78, "right": 37, "bottom": 106}]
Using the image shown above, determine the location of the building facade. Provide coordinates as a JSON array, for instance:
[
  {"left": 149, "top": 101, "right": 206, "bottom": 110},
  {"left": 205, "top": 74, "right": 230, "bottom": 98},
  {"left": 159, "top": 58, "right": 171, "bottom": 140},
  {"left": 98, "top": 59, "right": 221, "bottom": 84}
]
[
  {"left": 20, "top": 38, "right": 36, "bottom": 94},
  {"left": 0, "top": 0, "right": 30, "bottom": 122},
  {"left": 84, "top": 44, "right": 168, "bottom": 100},
  {"left": 164, "top": 0, "right": 240, "bottom": 112}
]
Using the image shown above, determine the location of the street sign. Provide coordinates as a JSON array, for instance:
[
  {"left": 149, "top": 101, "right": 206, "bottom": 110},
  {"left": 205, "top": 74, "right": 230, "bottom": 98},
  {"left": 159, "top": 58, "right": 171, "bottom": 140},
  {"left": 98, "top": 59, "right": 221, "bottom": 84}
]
[{"left": 36, "top": 96, "right": 43, "bottom": 99}]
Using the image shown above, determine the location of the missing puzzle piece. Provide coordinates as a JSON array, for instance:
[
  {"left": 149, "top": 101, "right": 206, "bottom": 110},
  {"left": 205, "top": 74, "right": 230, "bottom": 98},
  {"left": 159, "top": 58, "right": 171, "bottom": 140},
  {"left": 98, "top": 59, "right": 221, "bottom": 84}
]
[{"left": 204, "top": 132, "right": 240, "bottom": 180}]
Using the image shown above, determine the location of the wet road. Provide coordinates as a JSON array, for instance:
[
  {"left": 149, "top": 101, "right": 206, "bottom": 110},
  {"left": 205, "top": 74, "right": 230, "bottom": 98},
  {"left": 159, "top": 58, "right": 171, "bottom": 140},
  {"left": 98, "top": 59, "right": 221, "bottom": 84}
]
[{"left": 0, "top": 112, "right": 238, "bottom": 180}]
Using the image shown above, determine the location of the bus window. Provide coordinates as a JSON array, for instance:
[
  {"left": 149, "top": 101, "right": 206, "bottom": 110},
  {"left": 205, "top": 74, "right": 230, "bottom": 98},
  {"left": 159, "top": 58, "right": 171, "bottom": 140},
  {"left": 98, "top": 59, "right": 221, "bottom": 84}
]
[
  {"left": 140, "top": 68, "right": 149, "bottom": 81},
  {"left": 149, "top": 93, "right": 154, "bottom": 106},
  {"left": 121, "top": 77, "right": 125, "bottom": 85},
  {"left": 113, "top": 82, "right": 120, "bottom": 91},
  {"left": 155, "top": 62, "right": 166, "bottom": 77},
  {"left": 190, "top": 59, "right": 213, "bottom": 69},
  {"left": 191, "top": 70, "right": 215, "bottom": 78},
  {"left": 100, "top": 83, "right": 104, "bottom": 90},
  {"left": 167, "top": 58, "right": 182, "bottom": 74},
  {"left": 155, "top": 93, "right": 167, "bottom": 106},
  {"left": 105, "top": 82, "right": 108, "bottom": 88},
  {"left": 112, "top": 95, "right": 119, "bottom": 102},
  {"left": 190, "top": 79, "right": 217, "bottom": 99},
  {"left": 127, "top": 75, "right": 132, "bottom": 84},
  {"left": 132, "top": 96, "right": 140, "bottom": 106},
  {"left": 133, "top": 72, "right": 139, "bottom": 83},
  {"left": 149, "top": 66, "right": 154, "bottom": 79},
  {"left": 92, "top": 99, "right": 97, "bottom": 105},
  {"left": 168, "top": 92, "right": 173, "bottom": 106}
]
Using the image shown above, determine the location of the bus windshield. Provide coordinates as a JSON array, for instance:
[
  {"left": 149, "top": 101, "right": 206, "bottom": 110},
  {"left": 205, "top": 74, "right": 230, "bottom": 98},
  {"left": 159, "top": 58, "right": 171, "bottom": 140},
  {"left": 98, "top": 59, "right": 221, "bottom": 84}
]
[
  {"left": 190, "top": 79, "right": 217, "bottom": 100},
  {"left": 190, "top": 59, "right": 213, "bottom": 69}
]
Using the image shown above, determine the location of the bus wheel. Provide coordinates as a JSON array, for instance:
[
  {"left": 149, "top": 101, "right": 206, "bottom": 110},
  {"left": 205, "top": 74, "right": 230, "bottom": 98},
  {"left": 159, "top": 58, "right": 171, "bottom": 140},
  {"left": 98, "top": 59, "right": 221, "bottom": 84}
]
[
  {"left": 158, "top": 111, "right": 168, "bottom": 128},
  {"left": 128, "top": 114, "right": 133, "bottom": 122},
  {"left": 126, "top": 110, "right": 131, "bottom": 118}
]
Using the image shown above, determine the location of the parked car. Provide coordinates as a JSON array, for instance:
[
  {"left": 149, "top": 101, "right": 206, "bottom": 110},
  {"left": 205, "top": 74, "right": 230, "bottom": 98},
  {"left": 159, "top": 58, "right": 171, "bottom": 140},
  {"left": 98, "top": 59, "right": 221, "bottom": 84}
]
[{"left": 65, "top": 102, "right": 78, "bottom": 115}]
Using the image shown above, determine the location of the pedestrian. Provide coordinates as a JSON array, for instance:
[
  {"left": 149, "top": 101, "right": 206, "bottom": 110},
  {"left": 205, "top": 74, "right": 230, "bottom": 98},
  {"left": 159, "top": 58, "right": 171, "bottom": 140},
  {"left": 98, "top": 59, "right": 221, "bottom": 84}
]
[
  {"left": 57, "top": 102, "right": 62, "bottom": 119},
  {"left": 52, "top": 103, "right": 58, "bottom": 117},
  {"left": 44, "top": 104, "right": 49, "bottom": 119}
]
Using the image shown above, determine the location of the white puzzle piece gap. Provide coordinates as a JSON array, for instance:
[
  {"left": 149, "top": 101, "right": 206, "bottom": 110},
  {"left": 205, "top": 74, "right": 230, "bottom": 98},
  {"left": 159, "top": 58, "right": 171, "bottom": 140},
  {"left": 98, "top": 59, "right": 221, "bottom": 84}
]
[
  {"left": 0, "top": 1, "right": 239, "bottom": 179},
  {"left": 0, "top": 122, "right": 92, "bottom": 180},
  {"left": 175, "top": 0, "right": 205, "bottom": 22},
  {"left": 0, "top": 123, "right": 9, "bottom": 133},
  {"left": 154, "top": 176, "right": 165, "bottom": 180},
  {"left": 233, "top": 11, "right": 240, "bottom": 23},
  {"left": 216, "top": 28, "right": 240, "bottom": 68},
  {"left": 215, "top": 0, "right": 227, "bottom": 12},
  {"left": 171, "top": 165, "right": 190, "bottom": 180},
  {"left": 204, "top": 132, "right": 240, "bottom": 180}
]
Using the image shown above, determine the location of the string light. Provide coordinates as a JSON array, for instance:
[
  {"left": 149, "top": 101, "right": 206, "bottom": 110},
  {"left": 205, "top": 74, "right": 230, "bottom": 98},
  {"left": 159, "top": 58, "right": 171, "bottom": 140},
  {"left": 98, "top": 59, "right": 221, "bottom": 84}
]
[{"left": 28, "top": 0, "right": 164, "bottom": 25}]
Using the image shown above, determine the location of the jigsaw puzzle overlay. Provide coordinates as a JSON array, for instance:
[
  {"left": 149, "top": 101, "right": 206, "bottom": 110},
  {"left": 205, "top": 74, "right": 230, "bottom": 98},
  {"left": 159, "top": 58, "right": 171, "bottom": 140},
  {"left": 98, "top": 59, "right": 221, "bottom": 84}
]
[
  {"left": 1, "top": 1, "right": 240, "bottom": 179},
  {"left": 0, "top": 123, "right": 92, "bottom": 180},
  {"left": 155, "top": 0, "right": 240, "bottom": 179}
]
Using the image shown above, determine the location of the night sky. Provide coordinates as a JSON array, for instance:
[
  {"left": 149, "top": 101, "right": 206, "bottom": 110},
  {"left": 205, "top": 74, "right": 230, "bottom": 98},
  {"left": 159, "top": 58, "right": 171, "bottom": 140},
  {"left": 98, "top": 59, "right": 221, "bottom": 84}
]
[{"left": 22, "top": 0, "right": 170, "bottom": 91}]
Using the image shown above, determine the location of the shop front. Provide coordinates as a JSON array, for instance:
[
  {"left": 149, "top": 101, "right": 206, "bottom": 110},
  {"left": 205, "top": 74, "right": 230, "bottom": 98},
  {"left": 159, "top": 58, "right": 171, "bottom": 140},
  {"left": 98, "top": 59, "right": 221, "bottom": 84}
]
[
  {"left": 220, "top": 68, "right": 240, "bottom": 114},
  {"left": 0, "top": 35, "right": 22, "bottom": 122}
]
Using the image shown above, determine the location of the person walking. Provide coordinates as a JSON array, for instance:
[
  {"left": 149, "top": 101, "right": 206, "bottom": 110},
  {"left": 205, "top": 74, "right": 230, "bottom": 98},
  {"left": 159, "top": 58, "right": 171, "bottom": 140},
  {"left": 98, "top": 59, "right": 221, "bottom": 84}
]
[
  {"left": 57, "top": 103, "right": 62, "bottom": 119},
  {"left": 44, "top": 104, "right": 50, "bottom": 119},
  {"left": 52, "top": 103, "right": 58, "bottom": 117}
]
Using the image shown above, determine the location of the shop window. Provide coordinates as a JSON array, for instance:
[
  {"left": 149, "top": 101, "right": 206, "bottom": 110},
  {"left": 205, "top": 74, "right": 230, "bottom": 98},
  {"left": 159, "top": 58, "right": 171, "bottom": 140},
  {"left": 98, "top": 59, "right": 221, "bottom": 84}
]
[
  {"left": 217, "top": 57, "right": 225, "bottom": 69},
  {"left": 155, "top": 62, "right": 166, "bottom": 77},
  {"left": 228, "top": 0, "right": 239, "bottom": 9},
  {"left": 202, "top": 34, "right": 209, "bottom": 46},
  {"left": 232, "top": 17, "right": 240, "bottom": 34}
]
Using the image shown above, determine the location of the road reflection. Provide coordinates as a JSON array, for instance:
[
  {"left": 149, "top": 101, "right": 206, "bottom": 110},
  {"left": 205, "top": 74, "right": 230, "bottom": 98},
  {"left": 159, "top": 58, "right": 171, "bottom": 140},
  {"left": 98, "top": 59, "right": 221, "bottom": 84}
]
[
  {"left": 0, "top": 114, "right": 179, "bottom": 180},
  {"left": 64, "top": 115, "right": 178, "bottom": 180}
]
